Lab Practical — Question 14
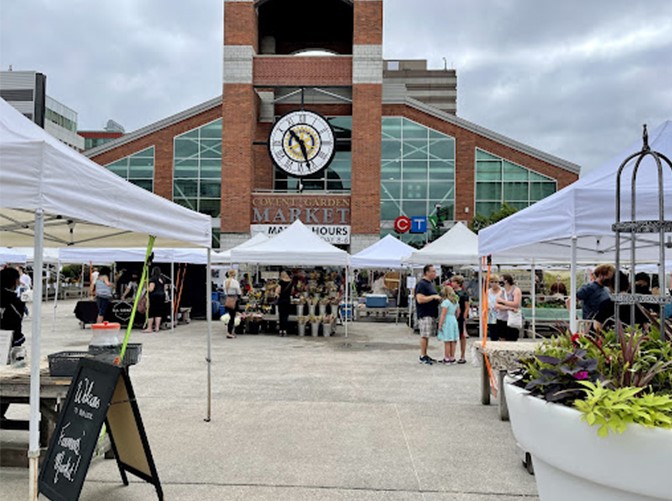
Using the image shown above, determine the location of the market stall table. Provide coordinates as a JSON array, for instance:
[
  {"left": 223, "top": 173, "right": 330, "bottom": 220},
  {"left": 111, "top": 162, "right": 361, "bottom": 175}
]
[
  {"left": 0, "top": 359, "right": 71, "bottom": 467},
  {"left": 474, "top": 341, "right": 541, "bottom": 421}
]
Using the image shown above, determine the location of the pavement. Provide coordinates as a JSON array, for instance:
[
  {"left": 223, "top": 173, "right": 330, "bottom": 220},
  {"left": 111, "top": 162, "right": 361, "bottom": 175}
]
[{"left": 0, "top": 300, "right": 538, "bottom": 500}]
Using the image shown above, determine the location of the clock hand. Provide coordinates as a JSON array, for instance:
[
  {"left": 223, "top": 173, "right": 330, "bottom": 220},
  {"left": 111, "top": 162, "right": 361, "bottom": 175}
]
[{"left": 289, "top": 128, "right": 310, "bottom": 168}]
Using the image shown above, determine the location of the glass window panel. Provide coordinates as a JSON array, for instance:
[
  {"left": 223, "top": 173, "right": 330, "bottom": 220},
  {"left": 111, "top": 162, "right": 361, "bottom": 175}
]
[
  {"left": 174, "top": 180, "right": 199, "bottom": 198},
  {"left": 509, "top": 201, "right": 529, "bottom": 210},
  {"left": 503, "top": 161, "right": 529, "bottom": 181},
  {"left": 381, "top": 160, "right": 401, "bottom": 181},
  {"left": 476, "top": 182, "right": 502, "bottom": 200},
  {"left": 381, "top": 140, "right": 402, "bottom": 159},
  {"left": 529, "top": 181, "right": 557, "bottom": 200},
  {"left": 174, "top": 198, "right": 197, "bottom": 211},
  {"left": 329, "top": 116, "right": 352, "bottom": 130},
  {"left": 402, "top": 201, "right": 428, "bottom": 217},
  {"left": 429, "top": 160, "right": 454, "bottom": 180},
  {"left": 129, "top": 156, "right": 153, "bottom": 168},
  {"left": 174, "top": 166, "right": 198, "bottom": 179},
  {"left": 380, "top": 201, "right": 401, "bottom": 220},
  {"left": 382, "top": 117, "right": 402, "bottom": 139},
  {"left": 402, "top": 119, "right": 427, "bottom": 140},
  {"left": 107, "top": 165, "right": 127, "bottom": 177},
  {"left": 403, "top": 181, "right": 428, "bottom": 199},
  {"left": 429, "top": 129, "right": 452, "bottom": 141},
  {"left": 402, "top": 161, "right": 427, "bottom": 181},
  {"left": 199, "top": 119, "right": 222, "bottom": 139},
  {"left": 503, "top": 182, "right": 529, "bottom": 200},
  {"left": 129, "top": 180, "right": 153, "bottom": 192},
  {"left": 199, "top": 139, "right": 221, "bottom": 158},
  {"left": 429, "top": 182, "right": 454, "bottom": 200},
  {"left": 200, "top": 180, "right": 221, "bottom": 198},
  {"left": 128, "top": 167, "right": 153, "bottom": 179},
  {"left": 174, "top": 138, "right": 199, "bottom": 158},
  {"left": 133, "top": 147, "right": 154, "bottom": 158},
  {"left": 475, "top": 202, "right": 499, "bottom": 218},
  {"left": 403, "top": 140, "right": 429, "bottom": 160},
  {"left": 198, "top": 199, "right": 221, "bottom": 217},
  {"left": 381, "top": 182, "right": 401, "bottom": 199},
  {"left": 200, "top": 159, "right": 222, "bottom": 179},
  {"left": 428, "top": 139, "right": 454, "bottom": 160},
  {"left": 529, "top": 170, "right": 554, "bottom": 182},
  {"left": 476, "top": 161, "right": 502, "bottom": 181},
  {"left": 476, "top": 149, "right": 501, "bottom": 161}
]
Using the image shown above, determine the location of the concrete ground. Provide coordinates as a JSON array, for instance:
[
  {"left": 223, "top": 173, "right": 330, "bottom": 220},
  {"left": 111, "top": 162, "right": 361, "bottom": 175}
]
[{"left": 1, "top": 300, "right": 538, "bottom": 500}]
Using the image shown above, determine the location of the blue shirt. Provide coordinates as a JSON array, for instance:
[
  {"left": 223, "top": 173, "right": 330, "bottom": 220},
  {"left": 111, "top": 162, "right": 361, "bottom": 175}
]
[
  {"left": 415, "top": 279, "right": 439, "bottom": 319},
  {"left": 576, "top": 281, "right": 610, "bottom": 319}
]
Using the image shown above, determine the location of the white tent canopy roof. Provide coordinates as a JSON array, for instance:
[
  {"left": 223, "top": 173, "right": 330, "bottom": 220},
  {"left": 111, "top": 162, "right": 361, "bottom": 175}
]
[
  {"left": 350, "top": 234, "right": 415, "bottom": 269},
  {"left": 0, "top": 98, "right": 211, "bottom": 248},
  {"left": 212, "top": 233, "right": 269, "bottom": 264},
  {"left": 231, "top": 219, "right": 350, "bottom": 266},
  {"left": 479, "top": 121, "right": 672, "bottom": 263},
  {"left": 408, "top": 222, "right": 480, "bottom": 265},
  {"left": 0, "top": 247, "right": 26, "bottom": 264},
  {"left": 58, "top": 247, "right": 208, "bottom": 265}
]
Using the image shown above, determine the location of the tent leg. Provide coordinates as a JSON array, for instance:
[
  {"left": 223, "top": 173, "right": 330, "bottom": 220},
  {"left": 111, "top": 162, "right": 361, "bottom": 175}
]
[
  {"left": 171, "top": 261, "right": 175, "bottom": 333},
  {"left": 29, "top": 209, "right": 45, "bottom": 501},
  {"left": 344, "top": 266, "right": 349, "bottom": 338},
  {"left": 396, "top": 272, "right": 402, "bottom": 325},
  {"left": 570, "top": 237, "right": 578, "bottom": 333},
  {"left": 205, "top": 250, "right": 212, "bottom": 422},
  {"left": 52, "top": 260, "right": 61, "bottom": 333},
  {"left": 531, "top": 260, "right": 536, "bottom": 339}
]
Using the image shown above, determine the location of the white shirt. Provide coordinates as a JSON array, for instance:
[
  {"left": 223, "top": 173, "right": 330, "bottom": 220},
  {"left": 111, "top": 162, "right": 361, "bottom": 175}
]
[
  {"left": 224, "top": 278, "right": 242, "bottom": 296},
  {"left": 19, "top": 273, "right": 32, "bottom": 289}
]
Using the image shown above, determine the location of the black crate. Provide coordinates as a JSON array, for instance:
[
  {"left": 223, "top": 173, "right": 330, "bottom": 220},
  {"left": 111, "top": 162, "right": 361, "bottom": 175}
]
[{"left": 47, "top": 351, "right": 92, "bottom": 377}]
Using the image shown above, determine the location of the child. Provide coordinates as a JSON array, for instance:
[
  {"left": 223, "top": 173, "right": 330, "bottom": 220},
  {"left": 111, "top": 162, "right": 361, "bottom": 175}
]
[{"left": 438, "top": 286, "right": 460, "bottom": 364}]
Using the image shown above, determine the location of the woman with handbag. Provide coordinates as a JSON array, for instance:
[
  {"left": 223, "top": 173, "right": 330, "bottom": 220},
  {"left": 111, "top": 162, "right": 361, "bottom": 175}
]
[
  {"left": 223, "top": 269, "right": 242, "bottom": 339},
  {"left": 90, "top": 265, "right": 114, "bottom": 324},
  {"left": 495, "top": 274, "right": 522, "bottom": 341}
]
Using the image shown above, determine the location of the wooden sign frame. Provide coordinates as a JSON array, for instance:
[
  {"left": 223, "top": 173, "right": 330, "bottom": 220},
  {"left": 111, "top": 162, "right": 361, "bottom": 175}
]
[{"left": 39, "top": 359, "right": 162, "bottom": 501}]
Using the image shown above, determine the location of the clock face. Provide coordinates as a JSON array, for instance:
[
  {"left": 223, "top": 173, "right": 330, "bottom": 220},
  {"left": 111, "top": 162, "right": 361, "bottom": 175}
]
[{"left": 268, "top": 110, "right": 336, "bottom": 177}]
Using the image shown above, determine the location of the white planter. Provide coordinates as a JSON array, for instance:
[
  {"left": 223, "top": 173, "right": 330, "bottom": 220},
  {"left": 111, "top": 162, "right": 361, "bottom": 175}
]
[
  {"left": 319, "top": 304, "right": 327, "bottom": 317},
  {"left": 297, "top": 324, "right": 306, "bottom": 337},
  {"left": 322, "top": 323, "right": 331, "bottom": 337},
  {"left": 504, "top": 379, "right": 672, "bottom": 501},
  {"left": 310, "top": 322, "right": 320, "bottom": 337},
  {"left": 296, "top": 304, "right": 303, "bottom": 317}
]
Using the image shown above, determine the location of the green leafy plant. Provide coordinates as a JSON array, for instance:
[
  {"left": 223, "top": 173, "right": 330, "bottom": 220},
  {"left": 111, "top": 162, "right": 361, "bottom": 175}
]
[{"left": 574, "top": 381, "right": 672, "bottom": 436}]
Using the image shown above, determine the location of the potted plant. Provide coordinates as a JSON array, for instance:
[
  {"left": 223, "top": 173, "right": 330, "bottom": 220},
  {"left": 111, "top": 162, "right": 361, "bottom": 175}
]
[
  {"left": 319, "top": 297, "right": 329, "bottom": 317},
  {"left": 505, "top": 328, "right": 672, "bottom": 501},
  {"left": 322, "top": 314, "right": 334, "bottom": 337},
  {"left": 297, "top": 316, "right": 307, "bottom": 337},
  {"left": 296, "top": 296, "right": 306, "bottom": 317},
  {"left": 310, "top": 315, "right": 321, "bottom": 337}
]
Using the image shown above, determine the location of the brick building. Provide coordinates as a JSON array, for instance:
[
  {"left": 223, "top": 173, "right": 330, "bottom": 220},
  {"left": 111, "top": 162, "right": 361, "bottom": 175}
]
[{"left": 86, "top": 0, "right": 580, "bottom": 251}]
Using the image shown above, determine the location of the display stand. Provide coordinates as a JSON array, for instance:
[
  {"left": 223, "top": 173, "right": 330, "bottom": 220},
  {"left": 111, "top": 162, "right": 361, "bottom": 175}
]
[{"left": 613, "top": 125, "right": 672, "bottom": 339}]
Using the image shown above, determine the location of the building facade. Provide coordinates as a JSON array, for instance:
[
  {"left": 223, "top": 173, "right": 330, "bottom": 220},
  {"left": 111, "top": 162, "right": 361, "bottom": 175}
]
[
  {"left": 0, "top": 70, "right": 85, "bottom": 150},
  {"left": 86, "top": 0, "right": 579, "bottom": 251}
]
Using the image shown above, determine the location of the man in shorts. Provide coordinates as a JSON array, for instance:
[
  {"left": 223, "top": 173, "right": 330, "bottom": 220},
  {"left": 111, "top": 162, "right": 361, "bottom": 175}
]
[
  {"left": 450, "top": 275, "right": 470, "bottom": 364},
  {"left": 415, "top": 264, "right": 442, "bottom": 365}
]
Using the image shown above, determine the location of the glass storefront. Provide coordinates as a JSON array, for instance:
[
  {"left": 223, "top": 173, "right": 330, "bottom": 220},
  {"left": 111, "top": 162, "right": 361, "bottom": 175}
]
[
  {"left": 475, "top": 148, "right": 557, "bottom": 217},
  {"left": 381, "top": 117, "right": 456, "bottom": 244},
  {"left": 173, "top": 119, "right": 222, "bottom": 218},
  {"left": 104, "top": 146, "right": 154, "bottom": 192}
]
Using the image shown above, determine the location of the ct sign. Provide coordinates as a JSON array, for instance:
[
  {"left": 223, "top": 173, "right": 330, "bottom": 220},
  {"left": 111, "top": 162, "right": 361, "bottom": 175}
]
[{"left": 394, "top": 216, "right": 427, "bottom": 234}]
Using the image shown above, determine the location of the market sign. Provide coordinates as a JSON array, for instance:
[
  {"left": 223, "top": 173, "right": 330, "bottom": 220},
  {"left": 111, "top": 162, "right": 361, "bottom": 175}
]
[
  {"left": 251, "top": 194, "right": 351, "bottom": 226},
  {"left": 250, "top": 224, "right": 351, "bottom": 245}
]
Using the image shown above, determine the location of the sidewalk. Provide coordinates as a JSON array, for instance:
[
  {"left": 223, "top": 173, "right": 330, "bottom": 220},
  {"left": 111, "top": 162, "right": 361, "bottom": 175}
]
[{"left": 0, "top": 300, "right": 538, "bottom": 500}]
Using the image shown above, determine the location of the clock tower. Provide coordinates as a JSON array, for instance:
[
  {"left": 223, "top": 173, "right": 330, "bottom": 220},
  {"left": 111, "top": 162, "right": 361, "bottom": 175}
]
[{"left": 220, "top": 0, "right": 383, "bottom": 251}]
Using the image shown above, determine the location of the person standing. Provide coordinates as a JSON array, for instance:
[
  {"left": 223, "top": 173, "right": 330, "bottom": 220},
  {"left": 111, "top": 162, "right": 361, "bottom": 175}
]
[
  {"left": 495, "top": 274, "right": 522, "bottom": 341},
  {"left": 415, "top": 265, "right": 442, "bottom": 365},
  {"left": 223, "top": 269, "right": 242, "bottom": 339},
  {"left": 0, "top": 267, "right": 25, "bottom": 347},
  {"left": 143, "top": 266, "right": 166, "bottom": 333},
  {"left": 450, "top": 275, "right": 470, "bottom": 364},
  {"left": 576, "top": 264, "right": 614, "bottom": 319},
  {"left": 275, "top": 271, "right": 293, "bottom": 337},
  {"left": 487, "top": 274, "right": 502, "bottom": 340},
  {"left": 437, "top": 286, "right": 460, "bottom": 364},
  {"left": 550, "top": 275, "right": 568, "bottom": 296},
  {"left": 121, "top": 273, "right": 139, "bottom": 301},
  {"left": 90, "top": 266, "right": 113, "bottom": 324}
]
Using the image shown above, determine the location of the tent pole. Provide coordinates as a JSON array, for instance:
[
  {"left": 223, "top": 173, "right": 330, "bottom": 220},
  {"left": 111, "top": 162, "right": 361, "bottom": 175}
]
[
  {"left": 28, "top": 209, "right": 44, "bottom": 501},
  {"left": 396, "top": 271, "right": 403, "bottom": 325},
  {"left": 531, "top": 260, "right": 536, "bottom": 339},
  {"left": 80, "top": 262, "right": 85, "bottom": 298},
  {"left": 171, "top": 261, "right": 175, "bottom": 333},
  {"left": 478, "top": 265, "right": 483, "bottom": 340},
  {"left": 344, "top": 266, "right": 349, "bottom": 338},
  {"left": 205, "top": 249, "right": 212, "bottom": 422},
  {"left": 52, "top": 259, "right": 61, "bottom": 332},
  {"left": 569, "top": 237, "right": 578, "bottom": 333}
]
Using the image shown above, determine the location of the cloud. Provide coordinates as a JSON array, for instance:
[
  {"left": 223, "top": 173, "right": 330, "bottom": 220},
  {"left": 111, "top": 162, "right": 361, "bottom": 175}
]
[{"left": 1, "top": 0, "right": 670, "bottom": 173}]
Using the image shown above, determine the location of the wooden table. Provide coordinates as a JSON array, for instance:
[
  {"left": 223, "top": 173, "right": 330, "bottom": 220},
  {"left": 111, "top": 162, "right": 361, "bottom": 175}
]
[
  {"left": 0, "top": 359, "right": 72, "bottom": 467},
  {"left": 474, "top": 341, "right": 540, "bottom": 421}
]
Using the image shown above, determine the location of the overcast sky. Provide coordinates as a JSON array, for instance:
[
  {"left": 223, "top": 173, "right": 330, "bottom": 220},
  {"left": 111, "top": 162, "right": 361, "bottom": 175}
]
[{"left": 1, "top": 0, "right": 670, "bottom": 173}]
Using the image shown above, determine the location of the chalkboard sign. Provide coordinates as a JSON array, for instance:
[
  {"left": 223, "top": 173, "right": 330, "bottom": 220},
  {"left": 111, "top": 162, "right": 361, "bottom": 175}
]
[{"left": 39, "top": 358, "right": 162, "bottom": 501}]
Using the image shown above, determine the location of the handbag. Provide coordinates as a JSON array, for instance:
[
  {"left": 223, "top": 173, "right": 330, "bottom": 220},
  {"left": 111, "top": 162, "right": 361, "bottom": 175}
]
[
  {"left": 507, "top": 309, "right": 523, "bottom": 329},
  {"left": 20, "top": 289, "right": 33, "bottom": 303}
]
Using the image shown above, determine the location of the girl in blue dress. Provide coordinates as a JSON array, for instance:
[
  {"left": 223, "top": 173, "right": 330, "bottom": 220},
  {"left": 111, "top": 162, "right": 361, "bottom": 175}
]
[{"left": 438, "top": 286, "right": 460, "bottom": 364}]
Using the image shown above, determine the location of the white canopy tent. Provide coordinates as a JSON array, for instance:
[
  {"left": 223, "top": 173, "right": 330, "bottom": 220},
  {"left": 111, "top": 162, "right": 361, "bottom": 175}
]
[
  {"left": 58, "top": 247, "right": 208, "bottom": 265},
  {"left": 212, "top": 233, "right": 269, "bottom": 264},
  {"left": 0, "top": 97, "right": 213, "bottom": 499},
  {"left": 407, "top": 222, "right": 480, "bottom": 265},
  {"left": 479, "top": 121, "right": 672, "bottom": 331},
  {"left": 0, "top": 247, "right": 26, "bottom": 264},
  {"left": 351, "top": 234, "right": 415, "bottom": 269}
]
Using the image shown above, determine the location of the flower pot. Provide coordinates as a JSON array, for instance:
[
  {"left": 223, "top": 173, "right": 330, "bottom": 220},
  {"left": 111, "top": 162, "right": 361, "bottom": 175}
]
[
  {"left": 296, "top": 304, "right": 303, "bottom": 317},
  {"left": 297, "top": 323, "right": 306, "bottom": 337},
  {"left": 319, "top": 304, "right": 327, "bottom": 317},
  {"left": 308, "top": 304, "right": 316, "bottom": 317},
  {"left": 322, "top": 322, "right": 331, "bottom": 337},
  {"left": 504, "top": 379, "right": 672, "bottom": 501},
  {"left": 310, "top": 322, "right": 320, "bottom": 337}
]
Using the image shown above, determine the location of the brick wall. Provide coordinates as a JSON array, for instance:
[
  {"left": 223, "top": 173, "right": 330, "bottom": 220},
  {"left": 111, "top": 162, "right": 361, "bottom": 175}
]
[
  {"left": 383, "top": 104, "right": 580, "bottom": 221},
  {"left": 351, "top": 84, "right": 382, "bottom": 234},
  {"left": 275, "top": 103, "right": 352, "bottom": 117},
  {"left": 254, "top": 122, "right": 274, "bottom": 190},
  {"left": 89, "top": 106, "right": 222, "bottom": 201},
  {"left": 224, "top": 1, "right": 258, "bottom": 50},
  {"left": 254, "top": 56, "right": 353, "bottom": 86},
  {"left": 354, "top": 0, "right": 383, "bottom": 45}
]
